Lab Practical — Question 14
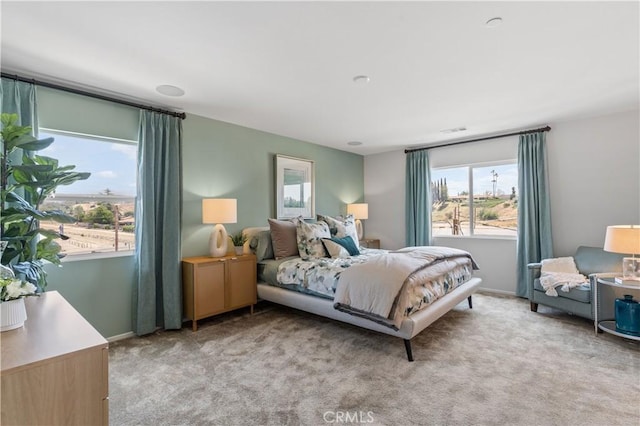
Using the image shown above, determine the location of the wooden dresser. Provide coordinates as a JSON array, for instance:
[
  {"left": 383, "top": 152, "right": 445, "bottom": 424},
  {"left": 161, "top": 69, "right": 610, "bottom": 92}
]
[{"left": 0, "top": 291, "right": 109, "bottom": 425}]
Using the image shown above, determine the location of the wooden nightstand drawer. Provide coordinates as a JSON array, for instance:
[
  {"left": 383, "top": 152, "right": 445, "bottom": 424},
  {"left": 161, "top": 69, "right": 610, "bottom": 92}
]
[{"left": 182, "top": 254, "right": 257, "bottom": 331}]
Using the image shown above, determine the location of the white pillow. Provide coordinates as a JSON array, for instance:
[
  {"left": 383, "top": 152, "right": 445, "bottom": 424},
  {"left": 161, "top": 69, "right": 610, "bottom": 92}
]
[
  {"left": 541, "top": 257, "right": 579, "bottom": 274},
  {"left": 322, "top": 238, "right": 350, "bottom": 258}
]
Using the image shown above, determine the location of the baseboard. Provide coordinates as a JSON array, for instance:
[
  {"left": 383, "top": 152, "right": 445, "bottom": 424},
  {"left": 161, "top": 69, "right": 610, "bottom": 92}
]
[
  {"left": 107, "top": 331, "right": 135, "bottom": 342},
  {"left": 478, "top": 287, "right": 516, "bottom": 296}
]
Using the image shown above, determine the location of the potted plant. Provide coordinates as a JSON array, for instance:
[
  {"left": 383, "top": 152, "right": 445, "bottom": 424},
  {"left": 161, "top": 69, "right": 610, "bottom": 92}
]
[
  {"left": 1, "top": 112, "right": 90, "bottom": 308},
  {"left": 0, "top": 253, "right": 37, "bottom": 331},
  {"left": 230, "top": 231, "right": 247, "bottom": 255}
]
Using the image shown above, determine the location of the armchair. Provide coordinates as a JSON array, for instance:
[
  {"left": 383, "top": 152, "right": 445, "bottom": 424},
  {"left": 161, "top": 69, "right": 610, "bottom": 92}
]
[{"left": 527, "top": 246, "right": 624, "bottom": 320}]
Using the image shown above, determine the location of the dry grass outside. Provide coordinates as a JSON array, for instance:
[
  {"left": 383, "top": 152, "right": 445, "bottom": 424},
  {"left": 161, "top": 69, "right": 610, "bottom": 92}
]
[
  {"left": 432, "top": 197, "right": 517, "bottom": 237},
  {"left": 41, "top": 221, "right": 135, "bottom": 255}
]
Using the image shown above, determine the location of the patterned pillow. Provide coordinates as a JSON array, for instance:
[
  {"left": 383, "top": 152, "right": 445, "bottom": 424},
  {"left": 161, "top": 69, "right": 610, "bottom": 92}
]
[
  {"left": 296, "top": 219, "right": 330, "bottom": 260},
  {"left": 317, "top": 214, "right": 359, "bottom": 248}
]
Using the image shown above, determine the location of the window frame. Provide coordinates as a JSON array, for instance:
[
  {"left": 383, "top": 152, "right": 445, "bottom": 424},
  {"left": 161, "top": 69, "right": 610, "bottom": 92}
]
[
  {"left": 38, "top": 127, "right": 139, "bottom": 261},
  {"left": 431, "top": 159, "right": 518, "bottom": 240}
]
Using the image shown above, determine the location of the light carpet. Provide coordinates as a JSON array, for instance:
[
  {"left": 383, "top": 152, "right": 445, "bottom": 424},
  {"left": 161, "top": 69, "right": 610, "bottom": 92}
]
[{"left": 109, "top": 292, "right": 639, "bottom": 425}]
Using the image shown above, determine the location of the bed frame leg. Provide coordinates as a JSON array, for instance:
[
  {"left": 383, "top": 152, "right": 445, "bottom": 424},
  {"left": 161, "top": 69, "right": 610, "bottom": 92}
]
[
  {"left": 467, "top": 295, "right": 473, "bottom": 309},
  {"left": 403, "top": 339, "right": 414, "bottom": 362}
]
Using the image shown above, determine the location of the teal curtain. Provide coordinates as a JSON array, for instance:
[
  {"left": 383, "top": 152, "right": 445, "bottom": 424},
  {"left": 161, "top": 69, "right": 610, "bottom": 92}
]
[
  {"left": 133, "top": 110, "right": 183, "bottom": 335},
  {"left": 517, "top": 132, "right": 553, "bottom": 297},
  {"left": 0, "top": 77, "right": 38, "bottom": 129},
  {"left": 1, "top": 78, "right": 38, "bottom": 239},
  {"left": 1, "top": 78, "right": 39, "bottom": 170},
  {"left": 406, "top": 150, "right": 431, "bottom": 246}
]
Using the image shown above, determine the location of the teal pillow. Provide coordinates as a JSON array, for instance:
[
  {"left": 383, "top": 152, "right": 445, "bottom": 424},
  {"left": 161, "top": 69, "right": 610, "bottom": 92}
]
[{"left": 330, "top": 236, "right": 360, "bottom": 256}]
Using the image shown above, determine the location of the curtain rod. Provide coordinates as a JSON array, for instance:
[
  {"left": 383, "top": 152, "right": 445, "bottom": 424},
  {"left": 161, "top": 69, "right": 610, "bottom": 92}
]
[
  {"left": 404, "top": 125, "right": 551, "bottom": 154},
  {"left": 1, "top": 72, "right": 187, "bottom": 120}
]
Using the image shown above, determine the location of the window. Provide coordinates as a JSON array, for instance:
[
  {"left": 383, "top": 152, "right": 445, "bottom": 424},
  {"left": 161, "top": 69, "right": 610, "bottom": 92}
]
[
  {"left": 431, "top": 162, "right": 518, "bottom": 237},
  {"left": 38, "top": 130, "right": 138, "bottom": 257}
]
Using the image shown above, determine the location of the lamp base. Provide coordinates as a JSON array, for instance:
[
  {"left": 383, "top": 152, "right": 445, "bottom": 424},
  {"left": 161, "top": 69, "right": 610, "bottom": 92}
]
[
  {"left": 209, "top": 224, "right": 228, "bottom": 257},
  {"left": 355, "top": 219, "right": 364, "bottom": 240},
  {"left": 622, "top": 257, "right": 640, "bottom": 281}
]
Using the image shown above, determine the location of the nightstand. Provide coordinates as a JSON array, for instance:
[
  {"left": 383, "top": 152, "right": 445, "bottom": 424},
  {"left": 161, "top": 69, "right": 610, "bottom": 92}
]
[
  {"left": 360, "top": 238, "right": 380, "bottom": 249},
  {"left": 594, "top": 275, "right": 640, "bottom": 341},
  {"left": 182, "top": 253, "right": 257, "bottom": 331}
]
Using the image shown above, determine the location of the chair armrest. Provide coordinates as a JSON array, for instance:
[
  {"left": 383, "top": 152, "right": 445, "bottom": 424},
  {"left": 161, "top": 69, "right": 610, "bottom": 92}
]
[{"left": 527, "top": 263, "right": 543, "bottom": 300}]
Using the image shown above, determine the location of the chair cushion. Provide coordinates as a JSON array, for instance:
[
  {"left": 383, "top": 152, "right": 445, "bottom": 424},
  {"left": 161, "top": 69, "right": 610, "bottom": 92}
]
[
  {"left": 534, "top": 278, "right": 591, "bottom": 303},
  {"left": 574, "top": 246, "right": 624, "bottom": 276}
]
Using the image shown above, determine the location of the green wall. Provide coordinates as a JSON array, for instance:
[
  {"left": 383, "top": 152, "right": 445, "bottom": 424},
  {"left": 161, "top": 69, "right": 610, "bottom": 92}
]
[
  {"left": 38, "top": 88, "right": 363, "bottom": 338},
  {"left": 182, "top": 114, "right": 364, "bottom": 257}
]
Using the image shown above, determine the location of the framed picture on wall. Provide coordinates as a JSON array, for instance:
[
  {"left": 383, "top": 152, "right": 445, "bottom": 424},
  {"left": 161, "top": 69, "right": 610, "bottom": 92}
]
[{"left": 275, "top": 154, "right": 315, "bottom": 219}]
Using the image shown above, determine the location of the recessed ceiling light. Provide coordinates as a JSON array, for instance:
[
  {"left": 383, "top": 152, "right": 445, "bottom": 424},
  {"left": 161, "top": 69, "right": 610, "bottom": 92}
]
[
  {"left": 347, "top": 141, "right": 363, "bottom": 146},
  {"left": 352, "top": 75, "right": 371, "bottom": 85},
  {"left": 485, "top": 17, "right": 503, "bottom": 28},
  {"left": 156, "top": 84, "right": 185, "bottom": 97},
  {"left": 440, "top": 127, "right": 467, "bottom": 134}
]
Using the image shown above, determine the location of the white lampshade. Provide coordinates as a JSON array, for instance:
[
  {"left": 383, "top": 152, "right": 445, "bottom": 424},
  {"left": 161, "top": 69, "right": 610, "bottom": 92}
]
[
  {"left": 347, "top": 203, "right": 368, "bottom": 240},
  {"left": 202, "top": 198, "right": 237, "bottom": 257},
  {"left": 604, "top": 225, "right": 640, "bottom": 255},
  {"left": 604, "top": 225, "right": 640, "bottom": 281},
  {"left": 202, "top": 199, "right": 237, "bottom": 224},
  {"left": 347, "top": 203, "right": 369, "bottom": 220}
]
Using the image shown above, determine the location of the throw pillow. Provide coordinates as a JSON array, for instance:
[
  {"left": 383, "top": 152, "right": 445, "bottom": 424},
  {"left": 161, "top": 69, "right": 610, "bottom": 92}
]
[
  {"left": 317, "top": 214, "right": 360, "bottom": 248},
  {"left": 330, "top": 236, "right": 360, "bottom": 256},
  {"left": 249, "top": 230, "right": 274, "bottom": 262},
  {"left": 268, "top": 218, "right": 299, "bottom": 259},
  {"left": 322, "top": 239, "right": 350, "bottom": 258},
  {"left": 296, "top": 219, "right": 330, "bottom": 260}
]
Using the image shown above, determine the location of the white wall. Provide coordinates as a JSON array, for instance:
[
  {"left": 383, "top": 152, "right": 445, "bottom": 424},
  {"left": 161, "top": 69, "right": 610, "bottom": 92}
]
[
  {"left": 547, "top": 110, "right": 640, "bottom": 255},
  {"left": 364, "top": 109, "right": 640, "bottom": 294}
]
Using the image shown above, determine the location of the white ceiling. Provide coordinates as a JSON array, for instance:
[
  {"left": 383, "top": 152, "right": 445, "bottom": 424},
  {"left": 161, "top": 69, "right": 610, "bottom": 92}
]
[{"left": 2, "top": 1, "right": 638, "bottom": 155}]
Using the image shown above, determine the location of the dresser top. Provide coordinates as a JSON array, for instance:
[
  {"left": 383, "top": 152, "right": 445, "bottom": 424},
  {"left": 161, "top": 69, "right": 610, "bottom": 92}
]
[{"left": 1, "top": 291, "right": 108, "bottom": 374}]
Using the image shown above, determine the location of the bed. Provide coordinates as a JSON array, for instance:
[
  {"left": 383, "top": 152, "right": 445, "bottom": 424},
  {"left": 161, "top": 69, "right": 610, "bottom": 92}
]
[{"left": 244, "top": 219, "right": 482, "bottom": 361}]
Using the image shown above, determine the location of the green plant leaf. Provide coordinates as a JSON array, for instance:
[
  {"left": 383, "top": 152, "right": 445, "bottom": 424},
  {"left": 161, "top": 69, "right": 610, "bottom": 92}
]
[
  {"left": 36, "top": 238, "right": 62, "bottom": 265},
  {"left": 17, "top": 137, "right": 54, "bottom": 151},
  {"left": 1, "top": 117, "right": 91, "bottom": 291},
  {"left": 1, "top": 113, "right": 18, "bottom": 127}
]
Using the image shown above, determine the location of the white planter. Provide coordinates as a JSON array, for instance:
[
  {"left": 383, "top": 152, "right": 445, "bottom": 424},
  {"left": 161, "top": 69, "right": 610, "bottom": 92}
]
[
  {"left": 234, "top": 246, "right": 243, "bottom": 256},
  {"left": 1, "top": 298, "right": 27, "bottom": 332}
]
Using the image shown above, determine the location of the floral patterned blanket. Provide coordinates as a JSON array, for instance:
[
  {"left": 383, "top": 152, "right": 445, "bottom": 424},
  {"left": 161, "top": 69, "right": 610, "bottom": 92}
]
[
  {"left": 276, "top": 248, "right": 384, "bottom": 297},
  {"left": 275, "top": 247, "right": 476, "bottom": 329}
]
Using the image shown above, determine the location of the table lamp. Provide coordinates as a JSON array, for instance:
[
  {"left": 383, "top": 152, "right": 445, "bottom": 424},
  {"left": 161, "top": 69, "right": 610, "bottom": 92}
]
[
  {"left": 604, "top": 225, "right": 640, "bottom": 282},
  {"left": 202, "top": 198, "right": 237, "bottom": 257},
  {"left": 347, "top": 203, "right": 369, "bottom": 240}
]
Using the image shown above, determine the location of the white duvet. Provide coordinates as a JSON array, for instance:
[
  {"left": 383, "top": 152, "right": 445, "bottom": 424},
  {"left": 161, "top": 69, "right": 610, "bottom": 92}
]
[{"left": 333, "top": 246, "right": 478, "bottom": 329}]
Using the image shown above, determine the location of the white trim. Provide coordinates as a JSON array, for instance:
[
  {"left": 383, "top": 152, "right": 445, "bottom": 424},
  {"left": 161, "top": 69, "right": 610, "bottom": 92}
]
[
  {"left": 60, "top": 250, "right": 134, "bottom": 263},
  {"left": 40, "top": 127, "right": 137, "bottom": 145},
  {"left": 107, "top": 331, "right": 135, "bottom": 343},
  {"left": 433, "top": 234, "right": 517, "bottom": 241},
  {"left": 478, "top": 287, "right": 516, "bottom": 296}
]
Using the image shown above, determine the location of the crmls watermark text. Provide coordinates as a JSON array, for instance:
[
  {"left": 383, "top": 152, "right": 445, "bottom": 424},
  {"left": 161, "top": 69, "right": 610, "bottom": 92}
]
[{"left": 323, "top": 411, "right": 375, "bottom": 423}]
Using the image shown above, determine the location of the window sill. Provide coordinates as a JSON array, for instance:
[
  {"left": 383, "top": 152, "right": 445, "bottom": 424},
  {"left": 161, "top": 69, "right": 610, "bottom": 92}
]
[
  {"left": 60, "top": 250, "right": 134, "bottom": 263},
  {"left": 432, "top": 235, "right": 516, "bottom": 241}
]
